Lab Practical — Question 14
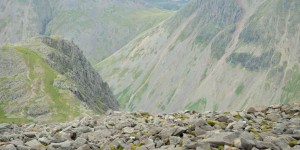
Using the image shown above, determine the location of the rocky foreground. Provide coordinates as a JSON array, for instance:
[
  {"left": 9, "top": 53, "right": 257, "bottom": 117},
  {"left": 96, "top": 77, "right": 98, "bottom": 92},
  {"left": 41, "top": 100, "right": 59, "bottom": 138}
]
[{"left": 0, "top": 104, "right": 300, "bottom": 150}]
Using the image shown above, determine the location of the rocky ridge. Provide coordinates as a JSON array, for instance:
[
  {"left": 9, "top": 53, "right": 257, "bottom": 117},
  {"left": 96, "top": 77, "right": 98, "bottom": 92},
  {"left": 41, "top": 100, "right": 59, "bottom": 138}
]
[
  {"left": 41, "top": 37, "right": 119, "bottom": 113},
  {"left": 0, "top": 37, "right": 119, "bottom": 122},
  {"left": 0, "top": 103, "right": 299, "bottom": 150}
]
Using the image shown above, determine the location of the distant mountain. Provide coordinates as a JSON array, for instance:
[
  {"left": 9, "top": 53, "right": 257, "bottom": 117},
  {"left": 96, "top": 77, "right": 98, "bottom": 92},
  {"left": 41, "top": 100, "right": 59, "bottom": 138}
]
[
  {"left": 0, "top": 0, "right": 173, "bottom": 64},
  {"left": 143, "top": 0, "right": 190, "bottom": 10},
  {"left": 0, "top": 37, "right": 119, "bottom": 123},
  {"left": 96, "top": 0, "right": 300, "bottom": 113}
]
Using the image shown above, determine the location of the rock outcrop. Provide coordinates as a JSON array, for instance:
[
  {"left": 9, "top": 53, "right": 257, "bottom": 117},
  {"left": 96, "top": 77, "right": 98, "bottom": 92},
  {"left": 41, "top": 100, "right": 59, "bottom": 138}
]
[
  {"left": 0, "top": 37, "right": 119, "bottom": 122},
  {"left": 0, "top": 103, "right": 299, "bottom": 149},
  {"left": 42, "top": 37, "right": 119, "bottom": 112}
]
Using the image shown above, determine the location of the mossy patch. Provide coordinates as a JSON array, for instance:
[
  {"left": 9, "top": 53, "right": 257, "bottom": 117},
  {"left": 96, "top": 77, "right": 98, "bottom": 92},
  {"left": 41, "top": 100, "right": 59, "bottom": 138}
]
[
  {"left": 184, "top": 98, "right": 207, "bottom": 112},
  {"left": 233, "top": 114, "right": 242, "bottom": 119},
  {"left": 1, "top": 44, "right": 9, "bottom": 52},
  {"left": 217, "top": 145, "right": 224, "bottom": 150},
  {"left": 235, "top": 83, "right": 245, "bottom": 95},
  {"left": 207, "top": 119, "right": 219, "bottom": 126},
  {"left": 140, "top": 112, "right": 151, "bottom": 118},
  {"left": 280, "top": 65, "right": 300, "bottom": 104},
  {"left": 289, "top": 140, "right": 298, "bottom": 147},
  {"left": 131, "top": 142, "right": 145, "bottom": 150},
  {"left": 172, "top": 113, "right": 189, "bottom": 120},
  {"left": 110, "top": 144, "right": 124, "bottom": 150},
  {"left": 116, "top": 85, "right": 132, "bottom": 108},
  {"left": 0, "top": 103, "right": 30, "bottom": 124}
]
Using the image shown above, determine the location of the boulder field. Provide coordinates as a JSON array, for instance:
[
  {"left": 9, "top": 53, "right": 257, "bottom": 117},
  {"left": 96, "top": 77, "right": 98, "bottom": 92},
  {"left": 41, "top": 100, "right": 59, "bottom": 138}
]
[{"left": 0, "top": 103, "right": 300, "bottom": 150}]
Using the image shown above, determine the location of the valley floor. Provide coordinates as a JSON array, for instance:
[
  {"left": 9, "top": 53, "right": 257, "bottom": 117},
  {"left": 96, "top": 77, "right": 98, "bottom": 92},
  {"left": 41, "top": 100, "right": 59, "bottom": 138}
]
[{"left": 0, "top": 104, "right": 300, "bottom": 150}]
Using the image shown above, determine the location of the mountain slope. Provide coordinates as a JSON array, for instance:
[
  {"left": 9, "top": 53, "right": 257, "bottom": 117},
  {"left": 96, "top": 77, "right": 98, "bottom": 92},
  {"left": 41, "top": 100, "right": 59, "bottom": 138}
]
[
  {"left": 96, "top": 0, "right": 300, "bottom": 113},
  {"left": 0, "top": 37, "right": 119, "bottom": 123},
  {"left": 0, "top": 0, "right": 174, "bottom": 64},
  {"left": 143, "top": 0, "right": 190, "bottom": 10}
]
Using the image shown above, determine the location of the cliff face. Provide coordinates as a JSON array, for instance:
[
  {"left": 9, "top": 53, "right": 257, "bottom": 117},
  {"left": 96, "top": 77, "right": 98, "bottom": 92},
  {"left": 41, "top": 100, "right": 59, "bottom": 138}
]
[
  {"left": 0, "top": 37, "right": 119, "bottom": 123},
  {"left": 96, "top": 0, "right": 300, "bottom": 113},
  {"left": 42, "top": 37, "right": 119, "bottom": 112}
]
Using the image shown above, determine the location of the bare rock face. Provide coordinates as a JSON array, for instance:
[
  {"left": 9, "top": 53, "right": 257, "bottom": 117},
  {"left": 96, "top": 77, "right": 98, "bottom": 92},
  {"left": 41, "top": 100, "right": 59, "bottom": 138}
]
[{"left": 41, "top": 37, "right": 119, "bottom": 112}]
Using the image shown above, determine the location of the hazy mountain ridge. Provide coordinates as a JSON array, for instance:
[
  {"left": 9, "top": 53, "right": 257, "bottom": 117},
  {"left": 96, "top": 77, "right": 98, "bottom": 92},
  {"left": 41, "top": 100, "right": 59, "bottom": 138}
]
[
  {"left": 0, "top": 0, "right": 174, "bottom": 64},
  {"left": 0, "top": 37, "right": 119, "bottom": 123},
  {"left": 96, "top": 0, "right": 300, "bottom": 113}
]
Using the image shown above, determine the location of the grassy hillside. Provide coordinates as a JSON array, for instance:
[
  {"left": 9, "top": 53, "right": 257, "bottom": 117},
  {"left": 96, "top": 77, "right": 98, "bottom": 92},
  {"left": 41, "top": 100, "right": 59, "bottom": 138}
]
[
  {"left": 96, "top": 0, "right": 300, "bottom": 113},
  {"left": 0, "top": 44, "right": 81, "bottom": 123},
  {"left": 0, "top": 0, "right": 174, "bottom": 64}
]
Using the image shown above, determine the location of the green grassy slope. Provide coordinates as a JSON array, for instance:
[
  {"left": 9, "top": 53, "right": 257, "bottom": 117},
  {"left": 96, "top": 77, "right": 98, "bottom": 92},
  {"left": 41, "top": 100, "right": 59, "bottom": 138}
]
[
  {"left": 16, "top": 46, "right": 81, "bottom": 122},
  {"left": 0, "top": 44, "right": 82, "bottom": 123}
]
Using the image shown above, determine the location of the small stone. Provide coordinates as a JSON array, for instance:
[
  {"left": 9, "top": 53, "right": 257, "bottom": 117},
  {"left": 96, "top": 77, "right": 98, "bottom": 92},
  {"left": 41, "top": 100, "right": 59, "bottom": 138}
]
[
  {"left": 38, "top": 137, "right": 50, "bottom": 145},
  {"left": 0, "top": 123, "right": 11, "bottom": 130},
  {"left": 74, "top": 137, "right": 87, "bottom": 148},
  {"left": 74, "top": 126, "right": 92, "bottom": 133},
  {"left": 154, "top": 139, "right": 164, "bottom": 148},
  {"left": 15, "top": 145, "right": 31, "bottom": 150},
  {"left": 159, "top": 127, "right": 177, "bottom": 140},
  {"left": 50, "top": 141, "right": 72, "bottom": 149},
  {"left": 232, "top": 120, "right": 246, "bottom": 130},
  {"left": 136, "top": 146, "right": 148, "bottom": 150},
  {"left": 266, "top": 113, "right": 281, "bottom": 122},
  {"left": 77, "top": 144, "right": 92, "bottom": 150},
  {"left": 123, "top": 127, "right": 134, "bottom": 134},
  {"left": 195, "top": 126, "right": 206, "bottom": 136},
  {"left": 105, "top": 109, "right": 113, "bottom": 115},
  {"left": 240, "top": 138, "right": 255, "bottom": 149},
  {"left": 25, "top": 139, "right": 45, "bottom": 150},
  {"left": 233, "top": 139, "right": 241, "bottom": 148},
  {"left": 247, "top": 107, "right": 257, "bottom": 114},
  {"left": 169, "top": 136, "right": 181, "bottom": 146},
  {"left": 216, "top": 115, "right": 229, "bottom": 122},
  {"left": 173, "top": 127, "right": 187, "bottom": 136},
  {"left": 9, "top": 139, "right": 24, "bottom": 146},
  {"left": 255, "top": 141, "right": 280, "bottom": 150},
  {"left": 224, "top": 145, "right": 239, "bottom": 150},
  {"left": 3, "top": 144, "right": 16, "bottom": 150},
  {"left": 195, "top": 119, "right": 208, "bottom": 127},
  {"left": 226, "top": 122, "right": 236, "bottom": 130},
  {"left": 196, "top": 141, "right": 211, "bottom": 150}
]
